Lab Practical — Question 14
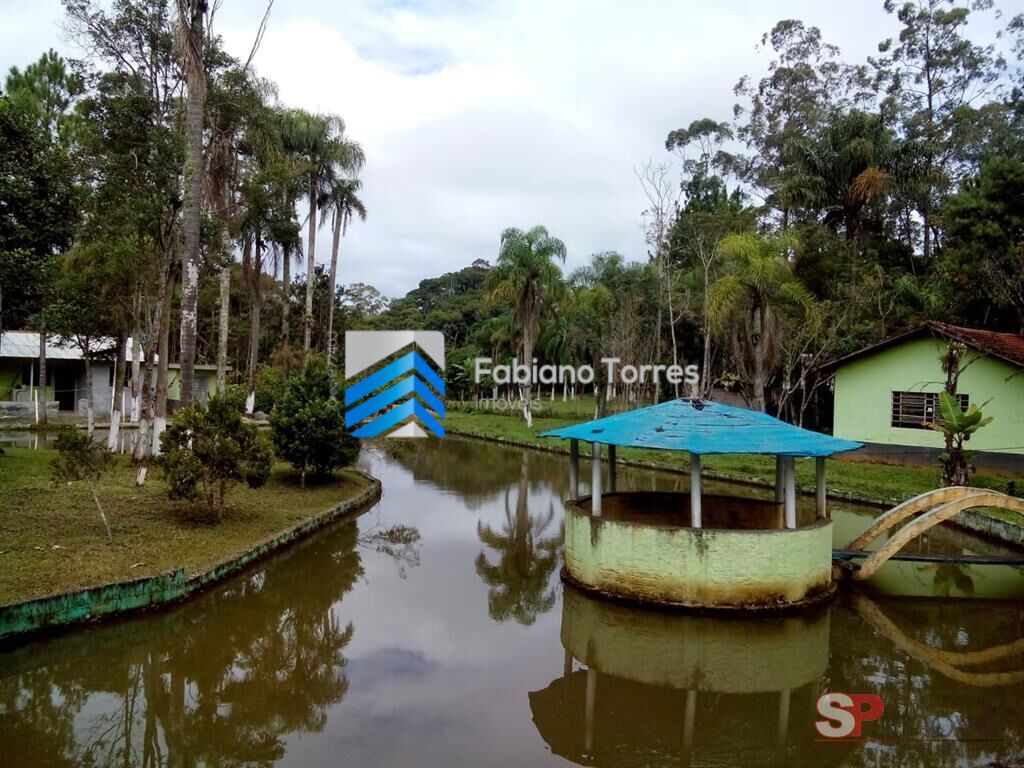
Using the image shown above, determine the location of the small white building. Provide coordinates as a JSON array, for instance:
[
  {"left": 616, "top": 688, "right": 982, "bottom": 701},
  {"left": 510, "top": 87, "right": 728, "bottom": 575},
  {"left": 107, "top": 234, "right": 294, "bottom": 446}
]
[{"left": 0, "top": 331, "right": 224, "bottom": 420}]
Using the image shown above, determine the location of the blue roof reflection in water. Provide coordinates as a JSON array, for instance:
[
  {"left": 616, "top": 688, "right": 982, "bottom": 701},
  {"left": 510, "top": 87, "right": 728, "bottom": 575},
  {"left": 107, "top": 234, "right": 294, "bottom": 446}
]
[{"left": 539, "top": 398, "right": 863, "bottom": 457}]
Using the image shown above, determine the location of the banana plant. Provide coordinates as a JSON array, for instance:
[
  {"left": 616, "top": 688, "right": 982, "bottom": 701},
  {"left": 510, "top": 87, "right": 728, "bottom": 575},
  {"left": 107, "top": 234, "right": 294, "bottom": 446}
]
[{"left": 931, "top": 391, "right": 993, "bottom": 486}]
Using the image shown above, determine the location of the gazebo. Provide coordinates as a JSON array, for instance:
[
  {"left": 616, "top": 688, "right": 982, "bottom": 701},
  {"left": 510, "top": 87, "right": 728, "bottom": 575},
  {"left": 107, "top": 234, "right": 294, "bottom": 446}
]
[{"left": 540, "top": 398, "right": 862, "bottom": 610}]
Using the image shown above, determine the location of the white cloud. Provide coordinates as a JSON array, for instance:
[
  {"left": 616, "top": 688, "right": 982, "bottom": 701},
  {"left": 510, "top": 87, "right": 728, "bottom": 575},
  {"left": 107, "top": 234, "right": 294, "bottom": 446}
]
[{"left": 0, "top": 0, "right": 1011, "bottom": 299}]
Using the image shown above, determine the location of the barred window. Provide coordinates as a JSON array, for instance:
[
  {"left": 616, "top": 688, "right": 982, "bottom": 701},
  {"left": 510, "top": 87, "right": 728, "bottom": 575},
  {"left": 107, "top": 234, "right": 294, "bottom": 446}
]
[{"left": 891, "top": 391, "right": 969, "bottom": 430}]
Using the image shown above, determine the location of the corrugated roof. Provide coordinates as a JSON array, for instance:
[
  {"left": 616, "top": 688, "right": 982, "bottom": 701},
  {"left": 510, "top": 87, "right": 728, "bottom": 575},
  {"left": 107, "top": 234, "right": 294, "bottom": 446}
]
[
  {"left": 824, "top": 322, "right": 1024, "bottom": 371},
  {"left": 539, "top": 399, "right": 863, "bottom": 457},
  {"left": 0, "top": 331, "right": 111, "bottom": 360},
  {"left": 0, "top": 332, "right": 228, "bottom": 370}
]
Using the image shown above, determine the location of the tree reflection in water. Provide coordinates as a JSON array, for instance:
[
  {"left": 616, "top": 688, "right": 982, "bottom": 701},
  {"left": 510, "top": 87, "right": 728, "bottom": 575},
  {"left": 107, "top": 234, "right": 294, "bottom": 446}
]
[
  {"left": 475, "top": 450, "right": 563, "bottom": 625},
  {"left": 0, "top": 516, "right": 420, "bottom": 768}
]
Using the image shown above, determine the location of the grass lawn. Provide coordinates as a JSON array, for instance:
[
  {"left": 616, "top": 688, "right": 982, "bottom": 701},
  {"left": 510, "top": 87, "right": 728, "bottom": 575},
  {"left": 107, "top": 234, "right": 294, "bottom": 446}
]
[
  {"left": 0, "top": 447, "right": 373, "bottom": 605},
  {"left": 445, "top": 410, "right": 1023, "bottom": 515}
]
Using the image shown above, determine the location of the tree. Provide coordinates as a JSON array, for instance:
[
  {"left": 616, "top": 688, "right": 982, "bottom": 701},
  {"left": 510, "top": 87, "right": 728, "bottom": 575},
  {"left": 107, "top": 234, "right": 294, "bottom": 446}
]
[
  {"left": 667, "top": 119, "right": 753, "bottom": 396},
  {"left": 322, "top": 177, "right": 366, "bottom": 367},
  {"left": 158, "top": 389, "right": 273, "bottom": 518},
  {"left": 65, "top": 0, "right": 185, "bottom": 470},
  {"left": 733, "top": 20, "right": 859, "bottom": 228},
  {"left": 204, "top": 63, "right": 279, "bottom": 402},
  {"left": 932, "top": 390, "right": 992, "bottom": 486},
  {"left": 238, "top": 160, "right": 303, "bottom": 411},
  {"left": 4, "top": 48, "right": 84, "bottom": 143},
  {"left": 708, "top": 233, "right": 819, "bottom": 412},
  {"left": 783, "top": 111, "right": 900, "bottom": 244},
  {"left": 337, "top": 282, "right": 388, "bottom": 322},
  {"left": 51, "top": 428, "right": 114, "bottom": 543},
  {"left": 270, "top": 357, "right": 360, "bottom": 486},
  {"left": 485, "top": 226, "right": 566, "bottom": 427},
  {"left": 941, "top": 156, "right": 1024, "bottom": 330},
  {"left": 176, "top": 0, "right": 208, "bottom": 408},
  {"left": 873, "top": 0, "right": 1005, "bottom": 259},
  {"left": 46, "top": 273, "right": 115, "bottom": 435},
  {"left": 636, "top": 161, "right": 682, "bottom": 400},
  {"left": 277, "top": 110, "right": 364, "bottom": 356},
  {"left": 1, "top": 72, "right": 79, "bottom": 428}
]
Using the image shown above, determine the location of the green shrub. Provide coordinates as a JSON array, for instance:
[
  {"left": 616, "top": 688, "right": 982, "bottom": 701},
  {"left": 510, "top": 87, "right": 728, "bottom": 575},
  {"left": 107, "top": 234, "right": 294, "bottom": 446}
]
[
  {"left": 270, "top": 357, "right": 360, "bottom": 485},
  {"left": 158, "top": 389, "right": 273, "bottom": 518},
  {"left": 254, "top": 365, "right": 287, "bottom": 413},
  {"left": 51, "top": 428, "right": 115, "bottom": 543}
]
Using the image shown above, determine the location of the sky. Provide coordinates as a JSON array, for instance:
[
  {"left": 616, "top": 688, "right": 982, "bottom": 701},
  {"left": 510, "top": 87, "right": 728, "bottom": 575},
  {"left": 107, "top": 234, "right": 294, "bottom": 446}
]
[{"left": 0, "top": 0, "right": 1013, "bottom": 300}]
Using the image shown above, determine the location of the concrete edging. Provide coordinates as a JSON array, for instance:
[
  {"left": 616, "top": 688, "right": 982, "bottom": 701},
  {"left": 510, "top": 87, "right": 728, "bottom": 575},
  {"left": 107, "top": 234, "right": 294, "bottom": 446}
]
[{"left": 0, "top": 469, "right": 382, "bottom": 640}]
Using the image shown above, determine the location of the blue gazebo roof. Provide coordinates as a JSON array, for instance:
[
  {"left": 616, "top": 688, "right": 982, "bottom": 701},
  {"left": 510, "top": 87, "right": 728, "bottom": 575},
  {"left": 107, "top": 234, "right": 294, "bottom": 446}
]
[{"left": 539, "top": 399, "right": 862, "bottom": 457}]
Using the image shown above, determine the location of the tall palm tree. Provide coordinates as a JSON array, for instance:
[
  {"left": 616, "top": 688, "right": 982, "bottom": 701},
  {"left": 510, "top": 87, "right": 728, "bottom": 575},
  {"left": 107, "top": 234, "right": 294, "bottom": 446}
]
[
  {"left": 321, "top": 177, "right": 366, "bottom": 367},
  {"left": 782, "top": 111, "right": 898, "bottom": 243},
  {"left": 238, "top": 161, "right": 301, "bottom": 410},
  {"left": 541, "top": 284, "right": 613, "bottom": 404},
  {"left": 707, "top": 233, "right": 819, "bottom": 412},
  {"left": 278, "top": 110, "right": 364, "bottom": 356},
  {"left": 175, "top": 0, "right": 207, "bottom": 407},
  {"left": 485, "top": 226, "right": 566, "bottom": 427},
  {"left": 265, "top": 138, "right": 306, "bottom": 349},
  {"left": 206, "top": 66, "right": 279, "bottom": 403}
]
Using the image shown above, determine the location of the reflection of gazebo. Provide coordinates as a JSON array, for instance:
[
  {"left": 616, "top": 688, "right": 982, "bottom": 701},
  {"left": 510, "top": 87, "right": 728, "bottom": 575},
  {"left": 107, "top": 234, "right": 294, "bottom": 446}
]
[
  {"left": 540, "top": 399, "right": 861, "bottom": 610},
  {"left": 528, "top": 586, "right": 847, "bottom": 766}
]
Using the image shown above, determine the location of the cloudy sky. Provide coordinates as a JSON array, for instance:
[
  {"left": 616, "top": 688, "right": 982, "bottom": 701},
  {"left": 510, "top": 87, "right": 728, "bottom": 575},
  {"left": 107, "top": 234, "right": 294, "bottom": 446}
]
[{"left": 0, "top": 0, "right": 1010, "bottom": 299}]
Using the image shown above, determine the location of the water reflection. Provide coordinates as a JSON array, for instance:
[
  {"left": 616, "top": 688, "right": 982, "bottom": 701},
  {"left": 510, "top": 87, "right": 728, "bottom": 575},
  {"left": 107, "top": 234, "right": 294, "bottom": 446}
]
[
  {"left": 380, "top": 437, "right": 572, "bottom": 508},
  {"left": 475, "top": 451, "right": 563, "bottom": 625},
  {"left": 531, "top": 585, "right": 835, "bottom": 766},
  {"left": 1, "top": 438, "right": 1023, "bottom": 767},
  {"left": 533, "top": 586, "right": 1024, "bottom": 767},
  {"left": 1, "top": 520, "right": 377, "bottom": 767}
]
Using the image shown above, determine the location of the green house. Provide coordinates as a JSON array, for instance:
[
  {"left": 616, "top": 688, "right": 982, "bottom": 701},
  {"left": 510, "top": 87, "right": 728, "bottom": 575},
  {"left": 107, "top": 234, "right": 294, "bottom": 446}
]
[{"left": 828, "top": 322, "right": 1024, "bottom": 459}]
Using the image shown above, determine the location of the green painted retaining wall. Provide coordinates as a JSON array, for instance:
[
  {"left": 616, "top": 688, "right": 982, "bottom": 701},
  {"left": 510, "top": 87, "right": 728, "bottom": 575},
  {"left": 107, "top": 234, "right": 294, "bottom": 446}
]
[{"left": 0, "top": 471, "right": 381, "bottom": 640}]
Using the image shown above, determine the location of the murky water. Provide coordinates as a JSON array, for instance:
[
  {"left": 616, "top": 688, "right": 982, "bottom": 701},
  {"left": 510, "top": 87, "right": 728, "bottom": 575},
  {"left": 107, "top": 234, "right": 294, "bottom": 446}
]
[{"left": 1, "top": 437, "right": 1023, "bottom": 767}]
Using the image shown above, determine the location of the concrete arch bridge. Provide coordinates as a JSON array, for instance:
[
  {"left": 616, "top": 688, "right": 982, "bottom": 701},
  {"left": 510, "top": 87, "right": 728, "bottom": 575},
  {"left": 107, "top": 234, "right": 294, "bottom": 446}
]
[{"left": 835, "top": 486, "right": 1024, "bottom": 582}]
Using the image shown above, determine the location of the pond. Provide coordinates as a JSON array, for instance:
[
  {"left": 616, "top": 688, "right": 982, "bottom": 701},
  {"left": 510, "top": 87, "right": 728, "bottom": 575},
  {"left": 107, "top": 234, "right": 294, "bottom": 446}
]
[{"left": 1, "top": 437, "right": 1023, "bottom": 767}]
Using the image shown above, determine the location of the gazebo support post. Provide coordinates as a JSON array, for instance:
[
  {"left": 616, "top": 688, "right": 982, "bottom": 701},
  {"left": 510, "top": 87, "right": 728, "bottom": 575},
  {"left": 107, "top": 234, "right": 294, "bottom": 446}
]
[
  {"left": 690, "top": 453, "right": 702, "bottom": 529},
  {"left": 569, "top": 439, "right": 579, "bottom": 500},
  {"left": 774, "top": 455, "right": 784, "bottom": 503},
  {"left": 815, "top": 457, "right": 827, "bottom": 519},
  {"left": 783, "top": 457, "right": 796, "bottom": 530},
  {"left": 591, "top": 443, "right": 602, "bottom": 517},
  {"left": 607, "top": 445, "right": 617, "bottom": 492}
]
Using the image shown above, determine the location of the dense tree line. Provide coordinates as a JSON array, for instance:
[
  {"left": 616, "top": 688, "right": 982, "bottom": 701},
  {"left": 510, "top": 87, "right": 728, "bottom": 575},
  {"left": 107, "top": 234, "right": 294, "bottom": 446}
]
[
  {"left": 1, "top": 0, "right": 364, "bottom": 468},
  {"left": 349, "top": 1, "right": 1024, "bottom": 427},
  {"left": 3, "top": 0, "right": 1023, "bottom": 438}
]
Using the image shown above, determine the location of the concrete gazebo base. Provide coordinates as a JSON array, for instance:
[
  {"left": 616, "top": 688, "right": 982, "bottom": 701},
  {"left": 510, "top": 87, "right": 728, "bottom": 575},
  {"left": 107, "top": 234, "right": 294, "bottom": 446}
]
[{"left": 562, "top": 494, "right": 836, "bottom": 612}]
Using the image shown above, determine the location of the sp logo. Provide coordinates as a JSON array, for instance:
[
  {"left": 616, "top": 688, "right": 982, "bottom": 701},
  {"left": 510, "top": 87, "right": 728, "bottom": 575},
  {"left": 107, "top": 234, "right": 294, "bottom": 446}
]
[{"left": 815, "top": 693, "right": 885, "bottom": 740}]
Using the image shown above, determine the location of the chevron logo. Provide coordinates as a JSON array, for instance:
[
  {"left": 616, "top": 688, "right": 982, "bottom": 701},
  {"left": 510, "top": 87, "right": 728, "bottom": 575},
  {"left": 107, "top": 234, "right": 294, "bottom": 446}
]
[{"left": 344, "top": 331, "right": 445, "bottom": 438}]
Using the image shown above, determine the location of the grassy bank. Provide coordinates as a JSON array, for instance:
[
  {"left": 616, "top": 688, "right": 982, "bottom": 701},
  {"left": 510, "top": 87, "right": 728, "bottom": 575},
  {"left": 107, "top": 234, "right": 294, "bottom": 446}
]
[
  {"left": 446, "top": 409, "right": 1023, "bottom": 517},
  {"left": 0, "top": 447, "right": 373, "bottom": 605}
]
